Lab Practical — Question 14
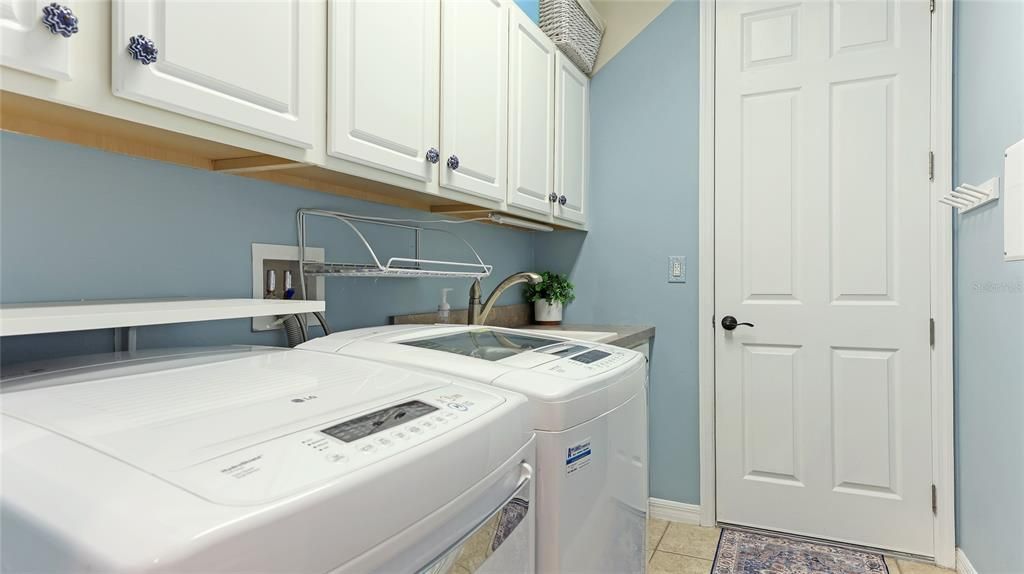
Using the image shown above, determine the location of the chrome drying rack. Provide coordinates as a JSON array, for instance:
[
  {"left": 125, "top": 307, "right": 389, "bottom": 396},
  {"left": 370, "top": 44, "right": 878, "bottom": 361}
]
[{"left": 296, "top": 209, "right": 493, "bottom": 294}]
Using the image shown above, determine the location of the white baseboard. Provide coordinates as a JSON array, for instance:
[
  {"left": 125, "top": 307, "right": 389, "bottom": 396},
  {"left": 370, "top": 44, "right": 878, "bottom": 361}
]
[
  {"left": 649, "top": 498, "right": 701, "bottom": 525},
  {"left": 956, "top": 549, "right": 978, "bottom": 574}
]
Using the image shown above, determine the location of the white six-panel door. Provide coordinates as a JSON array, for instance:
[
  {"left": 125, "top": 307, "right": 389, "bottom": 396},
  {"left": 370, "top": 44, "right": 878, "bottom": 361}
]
[
  {"left": 329, "top": 0, "right": 440, "bottom": 183},
  {"left": 507, "top": 7, "right": 555, "bottom": 216},
  {"left": 714, "top": 0, "right": 934, "bottom": 556},
  {"left": 553, "top": 51, "right": 587, "bottom": 224},
  {"left": 113, "top": 0, "right": 317, "bottom": 148},
  {"left": 440, "top": 0, "right": 509, "bottom": 203},
  {"left": 1, "top": 0, "right": 74, "bottom": 80}
]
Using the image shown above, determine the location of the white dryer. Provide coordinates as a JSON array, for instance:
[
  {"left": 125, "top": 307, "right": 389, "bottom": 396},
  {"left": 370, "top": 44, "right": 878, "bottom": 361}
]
[
  {"left": 0, "top": 346, "right": 536, "bottom": 574},
  {"left": 299, "top": 326, "right": 649, "bottom": 574}
]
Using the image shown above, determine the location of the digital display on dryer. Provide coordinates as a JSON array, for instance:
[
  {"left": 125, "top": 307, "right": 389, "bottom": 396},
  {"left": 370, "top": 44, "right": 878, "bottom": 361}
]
[
  {"left": 570, "top": 350, "right": 612, "bottom": 364},
  {"left": 321, "top": 401, "right": 438, "bottom": 443},
  {"left": 543, "top": 343, "right": 590, "bottom": 357}
]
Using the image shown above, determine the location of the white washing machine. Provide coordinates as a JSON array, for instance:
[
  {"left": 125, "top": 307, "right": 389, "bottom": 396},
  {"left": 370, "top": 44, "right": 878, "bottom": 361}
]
[
  {"left": 0, "top": 346, "right": 536, "bottom": 574},
  {"left": 299, "top": 325, "right": 649, "bottom": 574}
]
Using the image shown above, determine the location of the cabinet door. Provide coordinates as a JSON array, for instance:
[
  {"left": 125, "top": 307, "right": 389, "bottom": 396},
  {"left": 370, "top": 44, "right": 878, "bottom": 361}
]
[
  {"left": 1, "top": 0, "right": 74, "bottom": 80},
  {"left": 440, "top": 0, "right": 508, "bottom": 203},
  {"left": 553, "top": 52, "right": 588, "bottom": 224},
  {"left": 507, "top": 8, "right": 555, "bottom": 216},
  {"left": 329, "top": 0, "right": 439, "bottom": 183},
  {"left": 112, "top": 0, "right": 317, "bottom": 148}
]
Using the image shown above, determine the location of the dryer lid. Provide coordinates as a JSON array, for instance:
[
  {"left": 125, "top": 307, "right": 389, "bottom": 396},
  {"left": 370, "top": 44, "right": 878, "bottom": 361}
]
[{"left": 0, "top": 348, "right": 449, "bottom": 472}]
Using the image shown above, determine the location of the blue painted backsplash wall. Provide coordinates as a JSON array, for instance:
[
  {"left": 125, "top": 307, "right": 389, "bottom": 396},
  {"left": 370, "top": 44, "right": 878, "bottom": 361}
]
[
  {"left": 953, "top": 0, "right": 1024, "bottom": 572},
  {"left": 0, "top": 133, "right": 536, "bottom": 366},
  {"left": 535, "top": 0, "right": 701, "bottom": 505}
]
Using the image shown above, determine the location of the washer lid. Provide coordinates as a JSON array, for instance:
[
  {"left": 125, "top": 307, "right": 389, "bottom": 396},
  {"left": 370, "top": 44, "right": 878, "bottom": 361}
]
[
  {"left": 0, "top": 349, "right": 449, "bottom": 473},
  {"left": 399, "top": 329, "right": 568, "bottom": 362},
  {"left": 299, "top": 326, "right": 648, "bottom": 430}
]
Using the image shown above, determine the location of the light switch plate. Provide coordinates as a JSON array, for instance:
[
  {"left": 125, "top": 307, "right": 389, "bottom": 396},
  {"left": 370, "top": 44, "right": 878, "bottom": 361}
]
[{"left": 668, "top": 256, "right": 686, "bottom": 283}]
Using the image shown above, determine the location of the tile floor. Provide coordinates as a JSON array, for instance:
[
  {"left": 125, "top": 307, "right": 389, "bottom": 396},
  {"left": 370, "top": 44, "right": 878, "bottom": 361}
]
[{"left": 645, "top": 519, "right": 956, "bottom": 574}]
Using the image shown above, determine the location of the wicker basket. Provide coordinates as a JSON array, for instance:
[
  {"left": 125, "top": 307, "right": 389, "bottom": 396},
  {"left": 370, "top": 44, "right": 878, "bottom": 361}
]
[{"left": 539, "top": 0, "right": 605, "bottom": 76}]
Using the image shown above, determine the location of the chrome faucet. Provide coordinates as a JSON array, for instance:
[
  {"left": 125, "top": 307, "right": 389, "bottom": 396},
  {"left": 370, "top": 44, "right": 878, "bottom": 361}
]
[{"left": 468, "top": 272, "right": 543, "bottom": 325}]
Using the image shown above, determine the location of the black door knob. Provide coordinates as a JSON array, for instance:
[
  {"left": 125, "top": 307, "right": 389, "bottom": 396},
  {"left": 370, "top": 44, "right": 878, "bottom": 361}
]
[{"left": 721, "top": 316, "right": 754, "bottom": 331}]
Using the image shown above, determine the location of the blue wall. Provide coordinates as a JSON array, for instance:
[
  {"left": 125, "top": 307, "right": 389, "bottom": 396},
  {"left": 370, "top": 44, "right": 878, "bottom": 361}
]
[
  {"left": 535, "top": 1, "right": 701, "bottom": 504},
  {"left": 953, "top": 0, "right": 1024, "bottom": 571},
  {"left": 513, "top": 0, "right": 539, "bottom": 23},
  {"left": 0, "top": 133, "right": 536, "bottom": 366}
]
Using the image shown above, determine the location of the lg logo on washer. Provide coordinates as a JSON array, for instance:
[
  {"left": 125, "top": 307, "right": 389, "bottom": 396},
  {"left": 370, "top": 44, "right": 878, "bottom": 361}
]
[{"left": 291, "top": 395, "right": 319, "bottom": 404}]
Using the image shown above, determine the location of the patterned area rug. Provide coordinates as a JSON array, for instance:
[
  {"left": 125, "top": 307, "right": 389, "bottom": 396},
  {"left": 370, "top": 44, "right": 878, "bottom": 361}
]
[{"left": 712, "top": 529, "right": 889, "bottom": 574}]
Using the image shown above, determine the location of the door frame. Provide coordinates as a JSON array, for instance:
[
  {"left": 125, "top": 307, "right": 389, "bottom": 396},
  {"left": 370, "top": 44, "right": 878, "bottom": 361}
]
[{"left": 696, "top": 0, "right": 956, "bottom": 566}]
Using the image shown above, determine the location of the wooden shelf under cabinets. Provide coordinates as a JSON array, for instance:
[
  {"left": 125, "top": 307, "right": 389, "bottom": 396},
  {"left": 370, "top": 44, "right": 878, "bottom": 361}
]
[{"left": 0, "top": 91, "right": 544, "bottom": 219}]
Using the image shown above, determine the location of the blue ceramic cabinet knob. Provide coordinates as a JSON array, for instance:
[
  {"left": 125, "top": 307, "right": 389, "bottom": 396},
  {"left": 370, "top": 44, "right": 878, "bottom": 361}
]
[
  {"left": 127, "top": 34, "right": 158, "bottom": 65},
  {"left": 41, "top": 3, "right": 78, "bottom": 38},
  {"left": 447, "top": 155, "right": 460, "bottom": 170},
  {"left": 558, "top": 195, "right": 567, "bottom": 206},
  {"left": 425, "top": 148, "right": 440, "bottom": 164}
]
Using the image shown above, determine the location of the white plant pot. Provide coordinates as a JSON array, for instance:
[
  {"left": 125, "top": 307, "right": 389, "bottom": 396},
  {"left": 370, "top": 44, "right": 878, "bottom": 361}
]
[{"left": 534, "top": 300, "right": 564, "bottom": 324}]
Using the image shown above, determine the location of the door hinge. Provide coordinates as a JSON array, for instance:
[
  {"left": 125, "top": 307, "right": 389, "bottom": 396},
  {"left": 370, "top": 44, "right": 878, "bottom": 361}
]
[
  {"left": 930, "top": 318, "right": 936, "bottom": 347},
  {"left": 932, "top": 484, "right": 938, "bottom": 514},
  {"left": 930, "top": 0, "right": 936, "bottom": 13},
  {"left": 928, "top": 151, "right": 935, "bottom": 181}
]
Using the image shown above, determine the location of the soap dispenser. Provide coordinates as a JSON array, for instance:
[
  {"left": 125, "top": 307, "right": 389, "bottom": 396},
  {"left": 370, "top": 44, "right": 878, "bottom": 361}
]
[{"left": 437, "top": 288, "right": 453, "bottom": 324}]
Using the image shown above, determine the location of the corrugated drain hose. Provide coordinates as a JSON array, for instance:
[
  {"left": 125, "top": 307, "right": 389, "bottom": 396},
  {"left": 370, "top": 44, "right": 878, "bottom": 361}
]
[
  {"left": 282, "top": 312, "right": 332, "bottom": 347},
  {"left": 283, "top": 314, "right": 308, "bottom": 348}
]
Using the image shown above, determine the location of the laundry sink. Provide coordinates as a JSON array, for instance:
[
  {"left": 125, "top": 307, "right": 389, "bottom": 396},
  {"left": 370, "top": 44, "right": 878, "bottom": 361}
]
[{"left": 519, "top": 328, "right": 619, "bottom": 343}]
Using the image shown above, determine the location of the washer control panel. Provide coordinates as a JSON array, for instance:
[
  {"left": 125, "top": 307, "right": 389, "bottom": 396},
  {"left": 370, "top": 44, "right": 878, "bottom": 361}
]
[
  {"left": 172, "top": 385, "right": 501, "bottom": 504},
  {"left": 535, "top": 344, "right": 636, "bottom": 379},
  {"left": 320, "top": 400, "right": 438, "bottom": 443}
]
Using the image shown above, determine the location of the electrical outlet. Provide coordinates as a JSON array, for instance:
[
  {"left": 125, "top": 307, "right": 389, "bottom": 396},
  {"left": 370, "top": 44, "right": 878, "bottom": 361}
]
[
  {"left": 251, "top": 243, "right": 325, "bottom": 332},
  {"left": 668, "top": 256, "right": 686, "bottom": 283}
]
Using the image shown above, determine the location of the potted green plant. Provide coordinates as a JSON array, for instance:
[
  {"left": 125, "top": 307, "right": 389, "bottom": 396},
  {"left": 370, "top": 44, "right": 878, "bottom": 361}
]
[{"left": 524, "top": 272, "right": 575, "bottom": 324}]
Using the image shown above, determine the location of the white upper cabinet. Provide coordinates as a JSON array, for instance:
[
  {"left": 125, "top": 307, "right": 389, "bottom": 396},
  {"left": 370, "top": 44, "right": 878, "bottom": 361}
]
[
  {"left": 440, "top": 0, "right": 509, "bottom": 203},
  {"left": 2, "top": 0, "right": 588, "bottom": 227},
  {"left": 112, "top": 0, "right": 317, "bottom": 148},
  {"left": 329, "top": 0, "right": 440, "bottom": 183},
  {"left": 553, "top": 51, "right": 588, "bottom": 224},
  {"left": 1, "top": 0, "right": 77, "bottom": 80},
  {"left": 507, "top": 8, "right": 555, "bottom": 216}
]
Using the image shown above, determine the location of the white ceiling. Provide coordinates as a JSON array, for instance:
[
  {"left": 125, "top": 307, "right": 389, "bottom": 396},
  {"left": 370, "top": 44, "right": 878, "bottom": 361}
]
[{"left": 591, "top": 0, "right": 673, "bottom": 73}]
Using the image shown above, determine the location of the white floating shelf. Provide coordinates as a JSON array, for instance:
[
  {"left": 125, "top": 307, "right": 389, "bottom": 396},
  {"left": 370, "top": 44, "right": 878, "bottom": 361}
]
[{"left": 0, "top": 298, "right": 325, "bottom": 337}]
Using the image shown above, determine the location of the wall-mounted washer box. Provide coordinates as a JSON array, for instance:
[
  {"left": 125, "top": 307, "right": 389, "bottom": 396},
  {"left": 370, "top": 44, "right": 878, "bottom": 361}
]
[
  {"left": 251, "top": 243, "right": 325, "bottom": 331},
  {"left": 1005, "top": 138, "right": 1024, "bottom": 262}
]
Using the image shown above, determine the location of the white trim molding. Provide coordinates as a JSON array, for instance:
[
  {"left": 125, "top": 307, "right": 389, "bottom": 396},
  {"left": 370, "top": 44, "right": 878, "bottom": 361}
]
[
  {"left": 956, "top": 549, "right": 979, "bottom": 574},
  {"left": 697, "top": 0, "right": 717, "bottom": 530},
  {"left": 649, "top": 498, "right": 701, "bottom": 525},
  {"left": 929, "top": 0, "right": 956, "bottom": 568}
]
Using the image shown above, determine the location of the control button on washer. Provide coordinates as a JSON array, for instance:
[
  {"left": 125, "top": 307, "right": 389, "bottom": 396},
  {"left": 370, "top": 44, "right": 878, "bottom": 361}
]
[
  {"left": 448, "top": 402, "right": 468, "bottom": 411},
  {"left": 391, "top": 431, "right": 409, "bottom": 441},
  {"left": 375, "top": 437, "right": 393, "bottom": 447},
  {"left": 408, "top": 426, "right": 422, "bottom": 434},
  {"left": 421, "top": 420, "right": 435, "bottom": 429},
  {"left": 326, "top": 453, "right": 347, "bottom": 463},
  {"left": 359, "top": 444, "right": 377, "bottom": 454}
]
